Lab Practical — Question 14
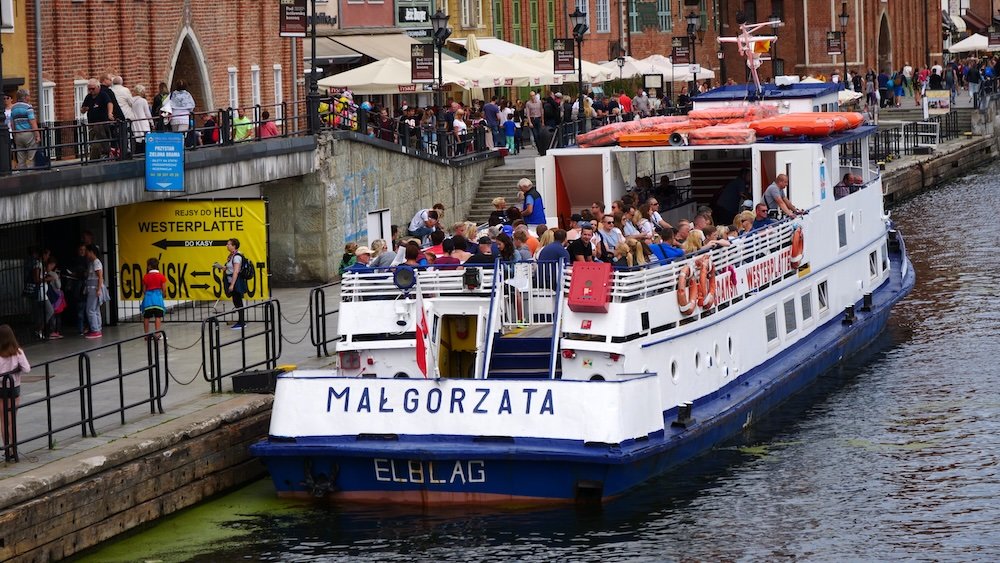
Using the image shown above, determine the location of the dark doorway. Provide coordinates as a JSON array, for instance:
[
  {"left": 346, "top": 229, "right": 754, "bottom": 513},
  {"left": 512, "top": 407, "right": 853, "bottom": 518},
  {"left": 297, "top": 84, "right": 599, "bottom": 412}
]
[
  {"left": 173, "top": 38, "right": 209, "bottom": 111},
  {"left": 878, "top": 14, "right": 893, "bottom": 73}
]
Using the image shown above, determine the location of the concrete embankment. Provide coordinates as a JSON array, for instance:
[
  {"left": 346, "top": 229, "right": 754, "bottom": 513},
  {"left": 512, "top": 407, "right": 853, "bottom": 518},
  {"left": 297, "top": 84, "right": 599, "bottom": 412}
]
[
  {"left": 882, "top": 135, "right": 999, "bottom": 204},
  {"left": 0, "top": 395, "right": 272, "bottom": 562}
]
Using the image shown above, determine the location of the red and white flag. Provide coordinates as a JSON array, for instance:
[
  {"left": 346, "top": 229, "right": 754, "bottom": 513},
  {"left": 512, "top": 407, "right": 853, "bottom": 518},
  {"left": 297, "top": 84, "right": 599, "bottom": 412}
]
[{"left": 414, "top": 281, "right": 430, "bottom": 378}]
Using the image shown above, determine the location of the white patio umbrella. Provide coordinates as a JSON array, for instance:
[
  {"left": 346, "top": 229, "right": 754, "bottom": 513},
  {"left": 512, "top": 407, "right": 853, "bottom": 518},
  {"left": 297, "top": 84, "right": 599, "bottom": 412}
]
[
  {"left": 530, "top": 51, "right": 614, "bottom": 83},
  {"left": 466, "top": 33, "right": 485, "bottom": 101},
  {"left": 948, "top": 33, "right": 989, "bottom": 53},
  {"left": 599, "top": 55, "right": 661, "bottom": 79},
  {"left": 317, "top": 57, "right": 497, "bottom": 95},
  {"left": 457, "top": 53, "right": 566, "bottom": 87}
]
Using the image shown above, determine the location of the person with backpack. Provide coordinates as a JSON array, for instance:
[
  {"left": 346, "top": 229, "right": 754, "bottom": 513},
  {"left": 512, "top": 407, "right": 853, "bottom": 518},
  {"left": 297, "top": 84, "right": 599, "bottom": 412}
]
[{"left": 216, "top": 238, "right": 250, "bottom": 330}]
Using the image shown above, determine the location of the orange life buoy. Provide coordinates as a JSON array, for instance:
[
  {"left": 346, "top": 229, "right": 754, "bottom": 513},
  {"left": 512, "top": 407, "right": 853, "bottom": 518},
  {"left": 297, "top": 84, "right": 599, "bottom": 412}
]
[
  {"left": 697, "top": 256, "right": 716, "bottom": 309},
  {"left": 676, "top": 265, "right": 699, "bottom": 316},
  {"left": 790, "top": 228, "right": 804, "bottom": 269}
]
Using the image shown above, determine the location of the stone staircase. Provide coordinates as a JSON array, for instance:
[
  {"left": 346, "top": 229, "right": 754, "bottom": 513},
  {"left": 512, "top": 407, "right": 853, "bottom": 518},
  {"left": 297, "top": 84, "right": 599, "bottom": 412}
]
[
  {"left": 879, "top": 106, "right": 973, "bottom": 133},
  {"left": 467, "top": 166, "right": 536, "bottom": 226}
]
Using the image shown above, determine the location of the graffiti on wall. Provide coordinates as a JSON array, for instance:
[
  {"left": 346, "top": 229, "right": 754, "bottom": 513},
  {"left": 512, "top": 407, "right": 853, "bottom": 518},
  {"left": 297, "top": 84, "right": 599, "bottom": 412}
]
[{"left": 338, "top": 165, "right": 380, "bottom": 243}]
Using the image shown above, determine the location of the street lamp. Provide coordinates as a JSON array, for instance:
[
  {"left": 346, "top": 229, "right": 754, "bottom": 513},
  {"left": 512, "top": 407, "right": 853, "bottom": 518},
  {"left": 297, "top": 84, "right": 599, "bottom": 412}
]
[
  {"left": 570, "top": 8, "right": 588, "bottom": 99},
  {"left": 769, "top": 11, "right": 781, "bottom": 80},
  {"left": 431, "top": 9, "right": 452, "bottom": 101},
  {"left": 307, "top": 0, "right": 321, "bottom": 134},
  {"left": 686, "top": 11, "right": 700, "bottom": 97},
  {"left": 839, "top": 2, "right": 849, "bottom": 89},
  {"left": 617, "top": 55, "right": 626, "bottom": 81}
]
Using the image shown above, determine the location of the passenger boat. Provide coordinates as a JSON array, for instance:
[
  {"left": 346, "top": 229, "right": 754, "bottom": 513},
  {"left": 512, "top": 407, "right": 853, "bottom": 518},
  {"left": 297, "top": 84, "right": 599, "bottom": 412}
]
[{"left": 251, "top": 22, "right": 915, "bottom": 504}]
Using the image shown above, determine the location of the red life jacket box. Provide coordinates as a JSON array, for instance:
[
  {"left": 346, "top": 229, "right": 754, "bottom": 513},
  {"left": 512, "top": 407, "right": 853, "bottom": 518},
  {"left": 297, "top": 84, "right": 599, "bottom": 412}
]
[{"left": 567, "top": 262, "right": 612, "bottom": 313}]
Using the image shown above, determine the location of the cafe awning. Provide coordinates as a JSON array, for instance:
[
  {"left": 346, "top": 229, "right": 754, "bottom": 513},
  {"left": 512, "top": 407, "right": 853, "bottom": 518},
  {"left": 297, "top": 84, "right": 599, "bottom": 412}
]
[
  {"left": 331, "top": 33, "right": 459, "bottom": 63},
  {"left": 448, "top": 37, "right": 541, "bottom": 57},
  {"left": 961, "top": 10, "right": 990, "bottom": 34},
  {"left": 305, "top": 37, "right": 363, "bottom": 65}
]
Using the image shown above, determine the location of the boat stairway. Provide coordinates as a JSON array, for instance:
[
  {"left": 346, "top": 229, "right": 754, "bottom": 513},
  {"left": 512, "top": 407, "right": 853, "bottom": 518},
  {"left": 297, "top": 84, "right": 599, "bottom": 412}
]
[{"left": 486, "top": 335, "right": 558, "bottom": 379}]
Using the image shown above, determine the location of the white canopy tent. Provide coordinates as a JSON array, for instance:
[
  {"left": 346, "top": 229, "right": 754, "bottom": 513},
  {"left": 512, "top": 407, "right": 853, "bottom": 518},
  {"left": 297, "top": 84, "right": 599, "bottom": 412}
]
[
  {"left": 948, "top": 33, "right": 992, "bottom": 53},
  {"left": 638, "top": 54, "right": 715, "bottom": 82},
  {"left": 317, "top": 57, "right": 499, "bottom": 95},
  {"left": 599, "top": 55, "right": 667, "bottom": 79}
]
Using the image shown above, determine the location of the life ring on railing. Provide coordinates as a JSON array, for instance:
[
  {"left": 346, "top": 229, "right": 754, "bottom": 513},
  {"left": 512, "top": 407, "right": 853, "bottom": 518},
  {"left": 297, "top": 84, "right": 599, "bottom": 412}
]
[
  {"left": 790, "top": 227, "right": 804, "bottom": 269},
  {"left": 697, "top": 256, "right": 716, "bottom": 309},
  {"left": 676, "top": 265, "right": 699, "bottom": 316}
]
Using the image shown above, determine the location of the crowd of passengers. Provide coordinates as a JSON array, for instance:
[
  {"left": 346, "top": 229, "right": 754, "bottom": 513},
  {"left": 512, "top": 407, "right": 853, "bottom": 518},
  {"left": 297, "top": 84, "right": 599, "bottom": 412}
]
[{"left": 338, "top": 169, "right": 864, "bottom": 274}]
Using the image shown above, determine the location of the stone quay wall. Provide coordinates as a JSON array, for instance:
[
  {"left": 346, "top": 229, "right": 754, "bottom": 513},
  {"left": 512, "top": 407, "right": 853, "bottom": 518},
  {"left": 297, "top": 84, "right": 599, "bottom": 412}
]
[
  {"left": 264, "top": 133, "right": 503, "bottom": 284},
  {"left": 0, "top": 396, "right": 273, "bottom": 563}
]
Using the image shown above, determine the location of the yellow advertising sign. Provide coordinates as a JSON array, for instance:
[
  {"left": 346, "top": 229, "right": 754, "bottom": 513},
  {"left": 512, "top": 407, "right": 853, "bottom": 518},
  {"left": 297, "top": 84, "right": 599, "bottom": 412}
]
[{"left": 115, "top": 200, "right": 269, "bottom": 301}]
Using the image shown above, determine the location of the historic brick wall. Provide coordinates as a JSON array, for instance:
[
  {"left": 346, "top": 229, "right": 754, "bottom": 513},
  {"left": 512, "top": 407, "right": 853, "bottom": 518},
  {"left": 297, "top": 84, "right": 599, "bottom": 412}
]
[{"left": 26, "top": 0, "right": 300, "bottom": 124}]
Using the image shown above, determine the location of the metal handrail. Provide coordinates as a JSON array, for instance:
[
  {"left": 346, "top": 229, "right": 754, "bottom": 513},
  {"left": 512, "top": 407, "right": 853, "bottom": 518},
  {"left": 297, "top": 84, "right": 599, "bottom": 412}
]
[
  {"left": 0, "top": 332, "right": 168, "bottom": 463},
  {"left": 200, "top": 299, "right": 282, "bottom": 393}
]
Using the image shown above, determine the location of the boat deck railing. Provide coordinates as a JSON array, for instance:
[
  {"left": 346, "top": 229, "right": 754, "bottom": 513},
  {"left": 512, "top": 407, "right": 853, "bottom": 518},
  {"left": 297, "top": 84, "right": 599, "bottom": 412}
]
[{"left": 585, "top": 220, "right": 798, "bottom": 307}]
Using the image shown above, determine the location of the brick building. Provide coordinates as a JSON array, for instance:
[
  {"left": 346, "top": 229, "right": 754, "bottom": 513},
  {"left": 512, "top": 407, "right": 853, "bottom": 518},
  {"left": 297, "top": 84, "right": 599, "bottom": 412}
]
[
  {"left": 718, "top": 1, "right": 946, "bottom": 84},
  {"left": 26, "top": 0, "right": 299, "bottom": 124}
]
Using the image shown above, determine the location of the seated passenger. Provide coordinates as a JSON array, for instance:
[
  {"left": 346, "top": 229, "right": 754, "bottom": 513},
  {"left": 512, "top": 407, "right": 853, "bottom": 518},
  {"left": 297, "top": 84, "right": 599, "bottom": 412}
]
[
  {"left": 338, "top": 242, "right": 358, "bottom": 274},
  {"left": 626, "top": 239, "right": 651, "bottom": 265},
  {"left": 370, "top": 239, "right": 396, "bottom": 269},
  {"left": 682, "top": 229, "right": 706, "bottom": 254},
  {"left": 834, "top": 173, "right": 852, "bottom": 200},
  {"left": 343, "top": 246, "right": 373, "bottom": 272},
  {"left": 512, "top": 231, "right": 534, "bottom": 261},
  {"left": 433, "top": 238, "right": 461, "bottom": 269},
  {"left": 567, "top": 222, "right": 595, "bottom": 262},
  {"left": 488, "top": 197, "right": 508, "bottom": 226},
  {"left": 649, "top": 228, "right": 685, "bottom": 262},
  {"left": 733, "top": 210, "right": 755, "bottom": 236},
  {"left": 612, "top": 242, "right": 634, "bottom": 268},
  {"left": 464, "top": 236, "right": 498, "bottom": 265},
  {"left": 449, "top": 235, "right": 473, "bottom": 263},
  {"left": 751, "top": 203, "right": 776, "bottom": 230}
]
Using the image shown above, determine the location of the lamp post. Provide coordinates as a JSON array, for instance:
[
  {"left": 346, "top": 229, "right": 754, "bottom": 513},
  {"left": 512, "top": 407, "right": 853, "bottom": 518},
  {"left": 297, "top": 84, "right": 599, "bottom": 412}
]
[
  {"left": 617, "top": 55, "right": 626, "bottom": 82},
  {"left": 570, "top": 8, "right": 589, "bottom": 99},
  {"left": 431, "top": 9, "right": 452, "bottom": 105},
  {"left": 769, "top": 11, "right": 780, "bottom": 81},
  {"left": 839, "top": 2, "right": 849, "bottom": 89},
  {"left": 0, "top": 7, "right": 9, "bottom": 174},
  {"left": 686, "top": 11, "right": 700, "bottom": 97},
  {"left": 307, "top": 0, "right": 321, "bottom": 134},
  {"left": 717, "top": 49, "right": 727, "bottom": 85}
]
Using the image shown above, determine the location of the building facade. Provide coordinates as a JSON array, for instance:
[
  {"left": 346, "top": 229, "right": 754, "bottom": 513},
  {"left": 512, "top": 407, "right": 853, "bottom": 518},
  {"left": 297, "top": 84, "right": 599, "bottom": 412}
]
[{"left": 26, "top": 0, "right": 299, "bottom": 125}]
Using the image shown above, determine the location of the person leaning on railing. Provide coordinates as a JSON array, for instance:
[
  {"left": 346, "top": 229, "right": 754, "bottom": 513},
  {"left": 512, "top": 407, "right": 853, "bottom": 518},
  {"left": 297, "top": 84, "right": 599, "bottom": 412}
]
[
  {"left": 9, "top": 89, "right": 41, "bottom": 168},
  {"left": 80, "top": 79, "right": 114, "bottom": 160}
]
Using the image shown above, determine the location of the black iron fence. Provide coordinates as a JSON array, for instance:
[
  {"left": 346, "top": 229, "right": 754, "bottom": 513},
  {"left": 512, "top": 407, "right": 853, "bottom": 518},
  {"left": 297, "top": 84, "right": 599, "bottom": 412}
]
[
  {"left": 0, "top": 332, "right": 168, "bottom": 462},
  {"left": 309, "top": 281, "right": 339, "bottom": 358},
  {"left": 201, "top": 300, "right": 282, "bottom": 393}
]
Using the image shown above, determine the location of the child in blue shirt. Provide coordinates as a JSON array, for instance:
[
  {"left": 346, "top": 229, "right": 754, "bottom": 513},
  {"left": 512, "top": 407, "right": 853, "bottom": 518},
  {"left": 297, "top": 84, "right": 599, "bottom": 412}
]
[{"left": 503, "top": 115, "right": 517, "bottom": 154}]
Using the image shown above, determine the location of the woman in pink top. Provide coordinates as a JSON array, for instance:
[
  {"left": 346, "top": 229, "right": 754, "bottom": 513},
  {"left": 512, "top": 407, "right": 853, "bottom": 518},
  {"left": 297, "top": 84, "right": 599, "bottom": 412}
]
[
  {"left": 257, "top": 110, "right": 280, "bottom": 139},
  {"left": 0, "top": 324, "right": 30, "bottom": 456}
]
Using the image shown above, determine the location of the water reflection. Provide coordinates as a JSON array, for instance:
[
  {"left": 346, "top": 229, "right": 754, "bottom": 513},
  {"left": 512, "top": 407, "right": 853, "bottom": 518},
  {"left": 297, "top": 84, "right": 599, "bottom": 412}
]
[{"left": 78, "top": 164, "right": 1000, "bottom": 561}]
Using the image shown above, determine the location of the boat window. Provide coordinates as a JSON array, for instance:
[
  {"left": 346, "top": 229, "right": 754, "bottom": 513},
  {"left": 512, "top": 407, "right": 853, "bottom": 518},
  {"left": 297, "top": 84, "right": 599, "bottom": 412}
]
[
  {"left": 801, "top": 290, "right": 813, "bottom": 323},
  {"left": 694, "top": 351, "right": 702, "bottom": 373},
  {"left": 783, "top": 298, "right": 797, "bottom": 335},
  {"left": 881, "top": 242, "right": 889, "bottom": 271},
  {"left": 818, "top": 280, "right": 829, "bottom": 313},
  {"left": 837, "top": 213, "right": 848, "bottom": 248},
  {"left": 869, "top": 251, "right": 878, "bottom": 279},
  {"left": 765, "top": 308, "right": 779, "bottom": 345},
  {"left": 670, "top": 359, "right": 679, "bottom": 382}
]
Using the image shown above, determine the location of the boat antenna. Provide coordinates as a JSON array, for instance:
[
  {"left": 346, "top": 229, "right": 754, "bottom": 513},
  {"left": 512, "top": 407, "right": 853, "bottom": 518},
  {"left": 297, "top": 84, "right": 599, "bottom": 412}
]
[{"left": 719, "top": 12, "right": 781, "bottom": 98}]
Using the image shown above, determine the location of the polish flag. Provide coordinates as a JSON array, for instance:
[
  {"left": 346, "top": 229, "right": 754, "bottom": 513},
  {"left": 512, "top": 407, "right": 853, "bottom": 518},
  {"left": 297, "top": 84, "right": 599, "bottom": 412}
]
[{"left": 414, "top": 283, "right": 430, "bottom": 378}]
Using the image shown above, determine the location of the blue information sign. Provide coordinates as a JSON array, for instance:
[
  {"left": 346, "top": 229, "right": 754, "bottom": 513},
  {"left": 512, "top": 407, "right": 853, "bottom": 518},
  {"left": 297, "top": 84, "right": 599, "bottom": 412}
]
[{"left": 145, "top": 132, "right": 185, "bottom": 192}]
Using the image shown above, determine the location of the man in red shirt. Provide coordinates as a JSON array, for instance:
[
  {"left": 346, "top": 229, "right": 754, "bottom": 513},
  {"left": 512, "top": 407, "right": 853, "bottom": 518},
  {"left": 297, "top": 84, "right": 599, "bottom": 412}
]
[{"left": 618, "top": 91, "right": 633, "bottom": 114}]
